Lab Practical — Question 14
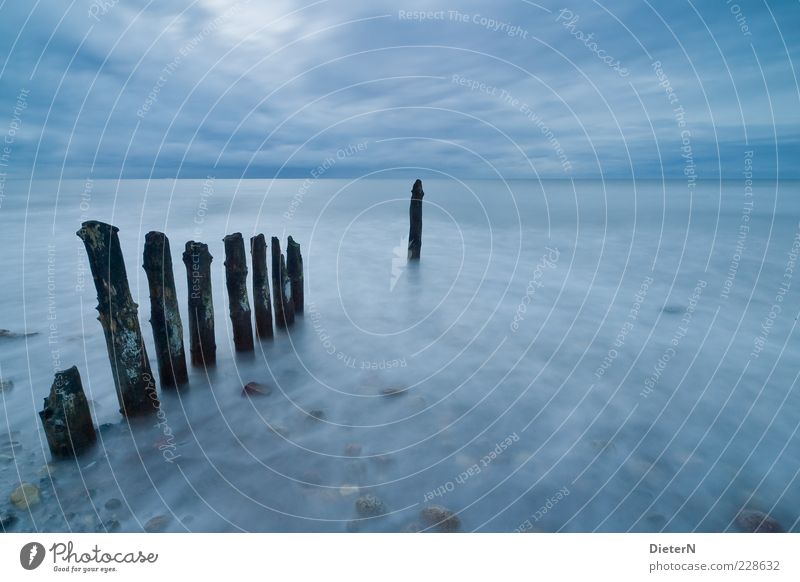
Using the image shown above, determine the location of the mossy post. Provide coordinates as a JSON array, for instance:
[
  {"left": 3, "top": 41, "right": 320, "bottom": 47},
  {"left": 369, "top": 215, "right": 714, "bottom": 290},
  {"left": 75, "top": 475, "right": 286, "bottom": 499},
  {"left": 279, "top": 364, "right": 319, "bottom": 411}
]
[
  {"left": 223, "top": 233, "right": 254, "bottom": 352},
  {"left": 286, "top": 236, "right": 304, "bottom": 314},
  {"left": 182, "top": 241, "right": 216, "bottom": 367},
  {"left": 39, "top": 366, "right": 96, "bottom": 458},
  {"left": 408, "top": 179, "right": 424, "bottom": 260},
  {"left": 143, "top": 232, "right": 188, "bottom": 387},
  {"left": 77, "top": 221, "right": 159, "bottom": 416},
  {"left": 250, "top": 234, "right": 273, "bottom": 339},
  {"left": 271, "top": 236, "right": 295, "bottom": 329}
]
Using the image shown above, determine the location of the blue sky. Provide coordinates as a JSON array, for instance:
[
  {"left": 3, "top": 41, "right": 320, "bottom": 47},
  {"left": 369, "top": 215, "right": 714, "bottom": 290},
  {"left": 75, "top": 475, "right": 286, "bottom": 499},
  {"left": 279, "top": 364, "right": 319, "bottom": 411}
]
[{"left": 0, "top": 0, "right": 798, "bottom": 179}]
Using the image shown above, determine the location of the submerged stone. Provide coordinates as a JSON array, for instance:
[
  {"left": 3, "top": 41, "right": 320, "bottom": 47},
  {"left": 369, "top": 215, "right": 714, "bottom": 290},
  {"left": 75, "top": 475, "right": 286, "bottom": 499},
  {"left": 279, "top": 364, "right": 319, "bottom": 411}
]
[
  {"left": 419, "top": 505, "right": 461, "bottom": 532},
  {"left": 10, "top": 483, "right": 41, "bottom": 510},
  {"left": 355, "top": 494, "right": 387, "bottom": 517},
  {"left": 736, "top": 510, "right": 784, "bottom": 533},
  {"left": 0, "top": 511, "right": 17, "bottom": 529},
  {"left": 242, "top": 381, "right": 272, "bottom": 397},
  {"left": 144, "top": 515, "right": 171, "bottom": 533},
  {"left": 105, "top": 498, "right": 122, "bottom": 511}
]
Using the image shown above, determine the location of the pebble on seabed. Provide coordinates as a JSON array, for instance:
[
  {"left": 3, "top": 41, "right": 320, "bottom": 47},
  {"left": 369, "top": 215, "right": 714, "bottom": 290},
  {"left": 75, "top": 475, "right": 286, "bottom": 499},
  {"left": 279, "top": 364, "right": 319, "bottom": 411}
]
[
  {"left": 242, "top": 381, "right": 272, "bottom": 397},
  {"left": 735, "top": 510, "right": 784, "bottom": 533},
  {"left": 355, "top": 494, "right": 387, "bottom": 517},
  {"left": 419, "top": 505, "right": 461, "bottom": 532},
  {"left": 144, "top": 515, "right": 171, "bottom": 533},
  {"left": 10, "top": 483, "right": 41, "bottom": 510},
  {"left": 1, "top": 511, "right": 17, "bottom": 529},
  {"left": 104, "top": 498, "right": 122, "bottom": 511}
]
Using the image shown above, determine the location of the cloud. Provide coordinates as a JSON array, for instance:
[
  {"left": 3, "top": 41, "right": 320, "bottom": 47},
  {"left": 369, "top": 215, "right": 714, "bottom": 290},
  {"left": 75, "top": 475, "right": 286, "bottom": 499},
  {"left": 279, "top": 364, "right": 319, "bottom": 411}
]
[{"left": 0, "top": 0, "right": 798, "bottom": 179}]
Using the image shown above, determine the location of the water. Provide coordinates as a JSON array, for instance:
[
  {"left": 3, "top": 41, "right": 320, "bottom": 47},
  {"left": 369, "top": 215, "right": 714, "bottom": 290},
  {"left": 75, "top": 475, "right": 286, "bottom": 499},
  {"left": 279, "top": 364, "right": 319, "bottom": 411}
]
[{"left": 1, "top": 178, "right": 799, "bottom": 532}]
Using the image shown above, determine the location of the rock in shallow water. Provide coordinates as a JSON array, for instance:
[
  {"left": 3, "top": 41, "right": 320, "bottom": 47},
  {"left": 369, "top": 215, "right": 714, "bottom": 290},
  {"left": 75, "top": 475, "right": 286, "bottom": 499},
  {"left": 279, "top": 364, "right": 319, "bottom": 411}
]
[
  {"left": 105, "top": 498, "right": 122, "bottom": 511},
  {"left": 419, "top": 505, "right": 461, "bottom": 532},
  {"left": 144, "top": 515, "right": 171, "bottom": 533},
  {"left": 736, "top": 510, "right": 784, "bottom": 533},
  {"left": 380, "top": 386, "right": 408, "bottom": 397},
  {"left": 355, "top": 494, "right": 387, "bottom": 517},
  {"left": 1, "top": 511, "right": 17, "bottom": 529},
  {"left": 10, "top": 483, "right": 41, "bottom": 510},
  {"left": 242, "top": 381, "right": 272, "bottom": 397}
]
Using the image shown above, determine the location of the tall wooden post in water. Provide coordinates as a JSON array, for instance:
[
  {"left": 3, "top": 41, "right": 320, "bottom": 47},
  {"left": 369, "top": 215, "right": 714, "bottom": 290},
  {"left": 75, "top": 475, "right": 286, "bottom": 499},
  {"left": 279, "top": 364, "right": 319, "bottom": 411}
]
[
  {"left": 223, "top": 233, "right": 254, "bottom": 352},
  {"left": 250, "top": 234, "right": 273, "bottom": 339},
  {"left": 182, "top": 241, "right": 216, "bottom": 366},
  {"left": 408, "top": 179, "right": 424, "bottom": 260},
  {"left": 286, "top": 236, "right": 304, "bottom": 314},
  {"left": 143, "top": 231, "right": 188, "bottom": 387},
  {"left": 271, "top": 237, "right": 295, "bottom": 329},
  {"left": 77, "top": 221, "right": 159, "bottom": 415}
]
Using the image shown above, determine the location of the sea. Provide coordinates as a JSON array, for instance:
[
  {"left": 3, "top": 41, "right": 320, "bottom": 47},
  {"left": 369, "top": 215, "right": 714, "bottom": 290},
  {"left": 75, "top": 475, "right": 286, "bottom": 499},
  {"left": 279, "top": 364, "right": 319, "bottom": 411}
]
[{"left": 0, "top": 177, "right": 798, "bottom": 532}]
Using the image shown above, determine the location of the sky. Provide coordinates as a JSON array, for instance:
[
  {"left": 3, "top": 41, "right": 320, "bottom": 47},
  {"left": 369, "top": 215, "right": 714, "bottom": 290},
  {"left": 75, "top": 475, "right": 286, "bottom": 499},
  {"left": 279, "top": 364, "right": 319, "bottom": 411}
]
[{"left": 0, "top": 0, "right": 799, "bottom": 180}]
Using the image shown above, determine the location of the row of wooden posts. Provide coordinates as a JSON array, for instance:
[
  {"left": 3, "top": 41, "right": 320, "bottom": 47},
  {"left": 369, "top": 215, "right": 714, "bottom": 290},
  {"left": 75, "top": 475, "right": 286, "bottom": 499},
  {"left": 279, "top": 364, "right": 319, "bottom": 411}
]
[
  {"left": 37, "top": 179, "right": 425, "bottom": 460},
  {"left": 39, "top": 222, "right": 305, "bottom": 459}
]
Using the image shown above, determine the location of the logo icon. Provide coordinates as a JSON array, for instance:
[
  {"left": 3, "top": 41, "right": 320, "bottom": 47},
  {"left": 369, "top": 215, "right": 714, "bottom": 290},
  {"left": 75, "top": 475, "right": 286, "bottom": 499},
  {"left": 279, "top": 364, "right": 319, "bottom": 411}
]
[{"left": 20, "top": 542, "right": 46, "bottom": 570}]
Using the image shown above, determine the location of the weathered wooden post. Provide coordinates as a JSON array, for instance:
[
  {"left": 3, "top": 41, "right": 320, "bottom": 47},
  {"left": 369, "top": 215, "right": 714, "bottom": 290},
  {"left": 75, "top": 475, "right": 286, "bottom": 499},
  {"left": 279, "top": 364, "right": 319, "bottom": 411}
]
[
  {"left": 250, "top": 234, "right": 273, "bottom": 339},
  {"left": 408, "top": 179, "right": 424, "bottom": 260},
  {"left": 77, "top": 221, "right": 159, "bottom": 416},
  {"left": 286, "top": 236, "right": 304, "bottom": 314},
  {"left": 39, "top": 366, "right": 96, "bottom": 458},
  {"left": 223, "top": 233, "right": 254, "bottom": 352},
  {"left": 182, "top": 241, "right": 216, "bottom": 366},
  {"left": 271, "top": 237, "right": 295, "bottom": 329},
  {"left": 143, "top": 232, "right": 188, "bottom": 387}
]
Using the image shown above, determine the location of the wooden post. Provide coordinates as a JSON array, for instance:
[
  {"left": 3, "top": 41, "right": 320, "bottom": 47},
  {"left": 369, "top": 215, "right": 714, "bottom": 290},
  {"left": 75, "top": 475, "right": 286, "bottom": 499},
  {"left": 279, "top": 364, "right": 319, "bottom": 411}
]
[
  {"left": 223, "top": 233, "right": 254, "bottom": 352},
  {"left": 39, "top": 366, "right": 96, "bottom": 458},
  {"left": 250, "top": 234, "right": 273, "bottom": 339},
  {"left": 182, "top": 241, "right": 216, "bottom": 366},
  {"left": 271, "top": 237, "right": 295, "bottom": 329},
  {"left": 143, "top": 232, "right": 188, "bottom": 387},
  {"left": 408, "top": 179, "right": 424, "bottom": 260},
  {"left": 77, "top": 221, "right": 159, "bottom": 416},
  {"left": 286, "top": 236, "right": 304, "bottom": 314}
]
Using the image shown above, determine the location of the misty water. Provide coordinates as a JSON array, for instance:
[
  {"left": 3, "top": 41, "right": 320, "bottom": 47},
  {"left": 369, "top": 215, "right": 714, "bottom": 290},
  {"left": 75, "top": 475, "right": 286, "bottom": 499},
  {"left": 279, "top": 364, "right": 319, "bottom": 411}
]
[{"left": 1, "top": 177, "right": 799, "bottom": 532}]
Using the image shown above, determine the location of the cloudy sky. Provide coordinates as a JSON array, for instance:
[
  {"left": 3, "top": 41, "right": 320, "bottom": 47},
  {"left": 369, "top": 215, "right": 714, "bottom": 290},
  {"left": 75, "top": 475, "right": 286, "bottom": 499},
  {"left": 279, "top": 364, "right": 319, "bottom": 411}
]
[{"left": 0, "top": 0, "right": 798, "bottom": 179}]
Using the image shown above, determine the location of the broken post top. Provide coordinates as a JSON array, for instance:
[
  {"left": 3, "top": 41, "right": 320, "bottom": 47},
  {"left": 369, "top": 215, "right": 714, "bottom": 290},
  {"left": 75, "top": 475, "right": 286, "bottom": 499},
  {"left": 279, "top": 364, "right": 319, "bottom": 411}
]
[
  {"left": 143, "top": 231, "right": 170, "bottom": 271},
  {"left": 76, "top": 220, "right": 133, "bottom": 312},
  {"left": 411, "top": 179, "right": 424, "bottom": 200},
  {"left": 223, "top": 232, "right": 244, "bottom": 247},
  {"left": 287, "top": 236, "right": 302, "bottom": 267},
  {"left": 182, "top": 240, "right": 212, "bottom": 262},
  {"left": 49, "top": 365, "right": 82, "bottom": 397}
]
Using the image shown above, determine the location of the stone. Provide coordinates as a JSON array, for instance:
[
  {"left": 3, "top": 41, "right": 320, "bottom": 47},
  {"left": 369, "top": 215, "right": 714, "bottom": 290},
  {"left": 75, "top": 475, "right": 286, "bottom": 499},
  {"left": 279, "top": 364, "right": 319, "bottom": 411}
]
[
  {"left": 355, "top": 494, "right": 387, "bottom": 518},
  {"left": 101, "top": 519, "right": 121, "bottom": 532},
  {"left": 0, "top": 511, "right": 17, "bottom": 529},
  {"left": 380, "top": 386, "right": 408, "bottom": 397},
  {"left": 339, "top": 485, "right": 360, "bottom": 497},
  {"left": 10, "top": 483, "right": 41, "bottom": 510},
  {"left": 345, "top": 443, "right": 363, "bottom": 457},
  {"left": 419, "top": 505, "right": 461, "bottom": 532},
  {"left": 144, "top": 515, "right": 170, "bottom": 533},
  {"left": 308, "top": 409, "right": 325, "bottom": 421},
  {"left": 0, "top": 379, "right": 13, "bottom": 392},
  {"left": 0, "top": 329, "right": 36, "bottom": 339},
  {"left": 736, "top": 510, "right": 784, "bottom": 533},
  {"left": 105, "top": 498, "right": 122, "bottom": 511},
  {"left": 242, "top": 381, "right": 272, "bottom": 397}
]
